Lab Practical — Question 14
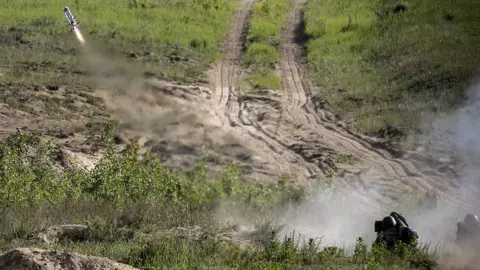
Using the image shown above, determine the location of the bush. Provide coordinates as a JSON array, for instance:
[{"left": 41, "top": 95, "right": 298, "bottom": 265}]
[{"left": 0, "top": 122, "right": 304, "bottom": 213}]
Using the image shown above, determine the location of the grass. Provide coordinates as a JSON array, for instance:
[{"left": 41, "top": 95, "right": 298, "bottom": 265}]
[
  {"left": 242, "top": 0, "right": 290, "bottom": 91},
  {"left": 304, "top": 0, "right": 480, "bottom": 136},
  {"left": 327, "top": 153, "right": 357, "bottom": 165},
  {"left": 0, "top": 123, "right": 440, "bottom": 269},
  {"left": 0, "top": 0, "right": 233, "bottom": 86}
]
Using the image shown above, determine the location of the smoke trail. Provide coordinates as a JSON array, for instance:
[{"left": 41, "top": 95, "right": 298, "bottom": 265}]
[{"left": 74, "top": 27, "right": 86, "bottom": 44}]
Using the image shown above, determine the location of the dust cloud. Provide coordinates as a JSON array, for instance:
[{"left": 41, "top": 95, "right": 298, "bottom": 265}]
[
  {"left": 413, "top": 79, "right": 480, "bottom": 268},
  {"left": 75, "top": 37, "right": 188, "bottom": 134},
  {"left": 269, "top": 80, "right": 480, "bottom": 255},
  {"left": 73, "top": 37, "right": 255, "bottom": 176},
  {"left": 408, "top": 80, "right": 480, "bottom": 246},
  {"left": 276, "top": 184, "right": 384, "bottom": 251}
]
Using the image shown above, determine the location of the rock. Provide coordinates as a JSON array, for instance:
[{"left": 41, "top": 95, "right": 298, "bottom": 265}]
[
  {"left": 37, "top": 225, "right": 90, "bottom": 245},
  {"left": 165, "top": 225, "right": 205, "bottom": 241},
  {"left": 58, "top": 150, "right": 101, "bottom": 171},
  {"left": 113, "top": 135, "right": 124, "bottom": 145},
  {"left": 257, "top": 89, "right": 281, "bottom": 97},
  {"left": 46, "top": 85, "right": 59, "bottom": 91},
  {"left": 393, "top": 3, "right": 407, "bottom": 13},
  {"left": 0, "top": 248, "right": 138, "bottom": 270},
  {"left": 140, "top": 225, "right": 272, "bottom": 251},
  {"left": 438, "top": 156, "right": 453, "bottom": 164}
]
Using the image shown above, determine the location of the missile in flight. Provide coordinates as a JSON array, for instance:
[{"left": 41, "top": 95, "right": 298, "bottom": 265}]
[{"left": 63, "top": 6, "right": 79, "bottom": 30}]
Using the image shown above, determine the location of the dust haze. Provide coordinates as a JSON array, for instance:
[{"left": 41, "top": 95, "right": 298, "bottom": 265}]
[
  {"left": 277, "top": 183, "right": 384, "bottom": 250},
  {"left": 413, "top": 79, "right": 480, "bottom": 268},
  {"left": 266, "top": 80, "right": 480, "bottom": 256},
  {"left": 410, "top": 80, "right": 480, "bottom": 245},
  {"left": 73, "top": 33, "right": 264, "bottom": 178}
]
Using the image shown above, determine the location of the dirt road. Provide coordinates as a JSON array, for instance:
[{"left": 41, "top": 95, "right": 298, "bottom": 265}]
[
  {"left": 208, "top": 0, "right": 322, "bottom": 183},
  {"left": 207, "top": 0, "right": 470, "bottom": 207}
]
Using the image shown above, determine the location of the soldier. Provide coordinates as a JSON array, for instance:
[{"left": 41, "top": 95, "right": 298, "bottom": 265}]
[
  {"left": 456, "top": 213, "right": 480, "bottom": 250},
  {"left": 374, "top": 211, "right": 419, "bottom": 250}
]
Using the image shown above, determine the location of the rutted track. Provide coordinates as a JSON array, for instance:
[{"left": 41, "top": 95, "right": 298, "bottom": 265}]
[
  {"left": 209, "top": 0, "right": 323, "bottom": 183},
  {"left": 274, "top": 0, "right": 468, "bottom": 206},
  {"left": 208, "top": 0, "right": 470, "bottom": 207}
]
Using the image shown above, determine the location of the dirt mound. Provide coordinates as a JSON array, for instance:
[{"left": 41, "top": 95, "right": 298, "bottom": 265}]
[
  {"left": 139, "top": 225, "right": 275, "bottom": 250},
  {"left": 58, "top": 150, "right": 102, "bottom": 171},
  {"left": 0, "top": 248, "right": 137, "bottom": 270},
  {"left": 36, "top": 225, "right": 91, "bottom": 245}
]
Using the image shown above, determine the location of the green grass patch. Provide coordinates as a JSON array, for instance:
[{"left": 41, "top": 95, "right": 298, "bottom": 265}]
[
  {"left": 327, "top": 153, "right": 357, "bottom": 165},
  {"left": 251, "top": 70, "right": 282, "bottom": 89},
  {"left": 304, "top": 0, "right": 480, "bottom": 136},
  {"left": 242, "top": 0, "right": 290, "bottom": 91},
  {"left": 0, "top": 0, "right": 233, "bottom": 85},
  {"left": 245, "top": 43, "right": 280, "bottom": 67},
  {"left": 125, "top": 233, "right": 437, "bottom": 269}
]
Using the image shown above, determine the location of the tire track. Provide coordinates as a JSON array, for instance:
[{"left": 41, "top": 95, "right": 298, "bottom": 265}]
[
  {"left": 275, "top": 0, "right": 468, "bottom": 206},
  {"left": 209, "top": 0, "right": 326, "bottom": 183},
  {"left": 279, "top": 0, "right": 422, "bottom": 182}
]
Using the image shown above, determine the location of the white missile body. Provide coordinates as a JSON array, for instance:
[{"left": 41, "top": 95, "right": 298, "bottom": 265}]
[{"left": 63, "top": 6, "right": 78, "bottom": 29}]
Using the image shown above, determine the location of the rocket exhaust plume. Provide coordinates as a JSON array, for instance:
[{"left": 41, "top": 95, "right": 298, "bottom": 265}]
[
  {"left": 74, "top": 27, "right": 86, "bottom": 44},
  {"left": 63, "top": 6, "right": 85, "bottom": 44}
]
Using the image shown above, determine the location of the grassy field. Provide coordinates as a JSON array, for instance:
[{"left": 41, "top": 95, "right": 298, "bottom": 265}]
[
  {"left": 304, "top": 0, "right": 480, "bottom": 136},
  {"left": 0, "top": 0, "right": 233, "bottom": 86},
  {"left": 242, "top": 0, "right": 290, "bottom": 91},
  {"left": 0, "top": 124, "right": 439, "bottom": 269}
]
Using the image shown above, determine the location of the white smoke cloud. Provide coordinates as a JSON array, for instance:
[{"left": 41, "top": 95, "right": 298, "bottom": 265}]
[{"left": 275, "top": 80, "right": 480, "bottom": 255}]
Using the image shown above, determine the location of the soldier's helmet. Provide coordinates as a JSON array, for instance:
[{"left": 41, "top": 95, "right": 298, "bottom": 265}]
[
  {"left": 382, "top": 216, "right": 397, "bottom": 230},
  {"left": 399, "top": 226, "right": 418, "bottom": 245},
  {"left": 464, "top": 213, "right": 479, "bottom": 231}
]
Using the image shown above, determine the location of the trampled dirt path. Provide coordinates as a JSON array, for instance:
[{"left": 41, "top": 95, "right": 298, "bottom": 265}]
[
  {"left": 207, "top": 0, "right": 469, "bottom": 207},
  {"left": 208, "top": 0, "right": 322, "bottom": 182}
]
